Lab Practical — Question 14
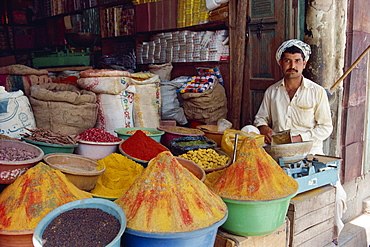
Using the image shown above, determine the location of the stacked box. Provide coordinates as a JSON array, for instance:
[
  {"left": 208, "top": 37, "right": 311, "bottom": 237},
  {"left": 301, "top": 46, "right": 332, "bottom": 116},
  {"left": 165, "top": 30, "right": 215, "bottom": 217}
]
[
  {"left": 214, "top": 219, "right": 290, "bottom": 247},
  {"left": 287, "top": 185, "right": 336, "bottom": 247}
]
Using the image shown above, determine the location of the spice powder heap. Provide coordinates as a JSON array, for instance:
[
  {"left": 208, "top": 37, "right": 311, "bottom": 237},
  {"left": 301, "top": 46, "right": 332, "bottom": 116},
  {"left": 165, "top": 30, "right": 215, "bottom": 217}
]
[
  {"left": 90, "top": 153, "right": 144, "bottom": 198},
  {"left": 0, "top": 163, "right": 92, "bottom": 231},
  {"left": 210, "top": 137, "right": 299, "bottom": 201},
  {"left": 115, "top": 151, "right": 227, "bottom": 233},
  {"left": 120, "top": 130, "right": 168, "bottom": 161}
]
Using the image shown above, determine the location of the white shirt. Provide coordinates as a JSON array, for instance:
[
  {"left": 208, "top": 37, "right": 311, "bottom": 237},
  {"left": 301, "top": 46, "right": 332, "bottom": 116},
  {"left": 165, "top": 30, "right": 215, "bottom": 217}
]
[{"left": 254, "top": 77, "right": 333, "bottom": 155}]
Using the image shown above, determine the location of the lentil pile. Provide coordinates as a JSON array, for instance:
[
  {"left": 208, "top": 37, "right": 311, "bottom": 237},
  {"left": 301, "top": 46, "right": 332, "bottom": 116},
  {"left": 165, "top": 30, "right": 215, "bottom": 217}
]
[
  {"left": 42, "top": 208, "right": 120, "bottom": 247},
  {"left": 179, "top": 148, "right": 229, "bottom": 170},
  {"left": 115, "top": 151, "right": 227, "bottom": 233},
  {"left": 210, "top": 137, "right": 299, "bottom": 201},
  {"left": 0, "top": 163, "right": 92, "bottom": 231}
]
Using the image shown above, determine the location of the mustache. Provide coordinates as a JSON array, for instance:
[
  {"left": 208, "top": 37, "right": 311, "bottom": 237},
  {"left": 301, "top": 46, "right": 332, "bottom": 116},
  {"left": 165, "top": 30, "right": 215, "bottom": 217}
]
[{"left": 286, "top": 68, "right": 298, "bottom": 72}]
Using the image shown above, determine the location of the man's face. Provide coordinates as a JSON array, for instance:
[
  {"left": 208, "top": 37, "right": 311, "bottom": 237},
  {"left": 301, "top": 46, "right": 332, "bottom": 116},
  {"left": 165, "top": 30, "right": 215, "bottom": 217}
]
[{"left": 279, "top": 52, "right": 307, "bottom": 80}]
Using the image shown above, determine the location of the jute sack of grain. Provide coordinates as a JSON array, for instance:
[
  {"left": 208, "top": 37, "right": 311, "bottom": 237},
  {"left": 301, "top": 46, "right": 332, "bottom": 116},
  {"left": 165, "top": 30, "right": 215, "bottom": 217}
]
[
  {"left": 95, "top": 90, "right": 134, "bottom": 134},
  {"left": 180, "top": 80, "right": 227, "bottom": 124},
  {"left": 29, "top": 83, "right": 98, "bottom": 135},
  {"left": 77, "top": 76, "right": 131, "bottom": 95},
  {"left": 129, "top": 73, "right": 161, "bottom": 128}
]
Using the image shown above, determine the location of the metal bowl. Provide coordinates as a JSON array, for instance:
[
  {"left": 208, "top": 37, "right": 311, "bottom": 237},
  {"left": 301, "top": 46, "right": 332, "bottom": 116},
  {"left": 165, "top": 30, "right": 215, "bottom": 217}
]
[
  {"left": 64, "top": 32, "right": 101, "bottom": 48},
  {"left": 263, "top": 141, "right": 314, "bottom": 163}
]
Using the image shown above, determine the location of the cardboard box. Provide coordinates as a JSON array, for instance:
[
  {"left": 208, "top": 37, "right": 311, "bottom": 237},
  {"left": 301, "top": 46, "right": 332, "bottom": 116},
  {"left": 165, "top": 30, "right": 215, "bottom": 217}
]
[{"left": 214, "top": 219, "right": 290, "bottom": 247}]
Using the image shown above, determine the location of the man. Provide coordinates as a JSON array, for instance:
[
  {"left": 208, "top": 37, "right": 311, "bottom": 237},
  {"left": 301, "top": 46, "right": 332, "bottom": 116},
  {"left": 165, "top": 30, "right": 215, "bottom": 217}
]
[{"left": 253, "top": 39, "right": 333, "bottom": 155}]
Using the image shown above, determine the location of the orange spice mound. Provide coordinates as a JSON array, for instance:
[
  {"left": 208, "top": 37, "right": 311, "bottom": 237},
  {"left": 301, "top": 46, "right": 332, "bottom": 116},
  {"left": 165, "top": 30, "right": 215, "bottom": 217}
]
[
  {"left": 211, "top": 137, "right": 298, "bottom": 201},
  {"left": 115, "top": 151, "right": 227, "bottom": 233},
  {"left": 0, "top": 163, "right": 92, "bottom": 231}
]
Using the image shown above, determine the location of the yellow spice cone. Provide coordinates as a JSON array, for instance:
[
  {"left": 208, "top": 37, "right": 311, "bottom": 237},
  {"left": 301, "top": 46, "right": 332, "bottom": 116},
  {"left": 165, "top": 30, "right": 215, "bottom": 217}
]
[
  {"left": 211, "top": 137, "right": 298, "bottom": 201},
  {"left": 0, "top": 162, "right": 92, "bottom": 231},
  {"left": 115, "top": 151, "right": 227, "bottom": 233}
]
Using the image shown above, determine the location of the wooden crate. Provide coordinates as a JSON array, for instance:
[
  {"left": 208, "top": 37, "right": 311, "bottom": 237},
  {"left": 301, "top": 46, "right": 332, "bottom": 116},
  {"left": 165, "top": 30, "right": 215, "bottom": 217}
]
[
  {"left": 214, "top": 218, "right": 290, "bottom": 247},
  {"left": 287, "top": 185, "right": 336, "bottom": 247}
]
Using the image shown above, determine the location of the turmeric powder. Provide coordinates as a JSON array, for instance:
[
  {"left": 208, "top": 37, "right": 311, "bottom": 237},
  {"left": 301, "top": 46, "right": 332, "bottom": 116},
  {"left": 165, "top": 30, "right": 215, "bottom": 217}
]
[
  {"left": 115, "top": 151, "right": 227, "bottom": 233},
  {"left": 90, "top": 153, "right": 144, "bottom": 198},
  {"left": 211, "top": 137, "right": 298, "bottom": 201},
  {"left": 0, "top": 162, "right": 91, "bottom": 231}
]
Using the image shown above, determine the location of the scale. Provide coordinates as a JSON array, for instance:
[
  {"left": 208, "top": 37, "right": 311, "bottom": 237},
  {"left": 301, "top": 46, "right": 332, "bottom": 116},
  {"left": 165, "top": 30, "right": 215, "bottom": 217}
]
[
  {"left": 32, "top": 33, "right": 100, "bottom": 69},
  {"left": 279, "top": 154, "right": 342, "bottom": 194}
]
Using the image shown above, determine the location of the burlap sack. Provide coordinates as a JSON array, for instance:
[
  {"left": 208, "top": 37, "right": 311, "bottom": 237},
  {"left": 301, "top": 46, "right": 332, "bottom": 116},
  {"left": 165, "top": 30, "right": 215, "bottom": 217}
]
[
  {"left": 29, "top": 83, "right": 98, "bottom": 135},
  {"left": 180, "top": 80, "right": 227, "bottom": 124}
]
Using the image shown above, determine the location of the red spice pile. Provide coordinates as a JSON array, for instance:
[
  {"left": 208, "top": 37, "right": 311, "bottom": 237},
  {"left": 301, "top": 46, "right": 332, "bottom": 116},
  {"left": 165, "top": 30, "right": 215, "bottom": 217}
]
[{"left": 120, "top": 130, "right": 169, "bottom": 161}]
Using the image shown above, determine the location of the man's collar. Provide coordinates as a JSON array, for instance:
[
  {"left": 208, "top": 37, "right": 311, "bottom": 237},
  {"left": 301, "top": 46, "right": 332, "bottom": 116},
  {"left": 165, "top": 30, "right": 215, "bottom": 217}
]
[{"left": 276, "top": 77, "right": 311, "bottom": 89}]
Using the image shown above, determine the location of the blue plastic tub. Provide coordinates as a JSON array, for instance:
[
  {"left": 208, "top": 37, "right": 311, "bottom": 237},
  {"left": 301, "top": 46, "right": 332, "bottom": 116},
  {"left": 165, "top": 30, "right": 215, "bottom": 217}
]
[
  {"left": 32, "top": 198, "right": 126, "bottom": 247},
  {"left": 121, "top": 214, "right": 227, "bottom": 247}
]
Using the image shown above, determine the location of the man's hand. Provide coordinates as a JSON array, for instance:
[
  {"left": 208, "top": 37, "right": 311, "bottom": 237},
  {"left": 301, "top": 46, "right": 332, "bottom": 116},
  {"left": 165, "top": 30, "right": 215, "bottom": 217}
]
[{"left": 258, "top": 125, "right": 274, "bottom": 145}]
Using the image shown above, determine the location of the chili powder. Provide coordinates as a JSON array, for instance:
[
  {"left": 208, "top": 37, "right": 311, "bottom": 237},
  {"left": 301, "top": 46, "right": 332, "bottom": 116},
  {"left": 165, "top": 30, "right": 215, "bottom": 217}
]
[{"left": 120, "top": 130, "right": 169, "bottom": 161}]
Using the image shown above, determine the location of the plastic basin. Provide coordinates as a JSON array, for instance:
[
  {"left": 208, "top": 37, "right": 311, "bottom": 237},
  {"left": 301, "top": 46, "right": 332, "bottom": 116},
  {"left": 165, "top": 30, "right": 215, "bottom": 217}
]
[
  {"left": 21, "top": 138, "right": 77, "bottom": 155},
  {"left": 43, "top": 153, "right": 106, "bottom": 191},
  {"left": 175, "top": 157, "right": 206, "bottom": 182},
  {"left": 169, "top": 136, "right": 217, "bottom": 156},
  {"left": 196, "top": 125, "right": 224, "bottom": 146},
  {"left": 0, "top": 140, "right": 44, "bottom": 184},
  {"left": 158, "top": 126, "right": 205, "bottom": 148},
  {"left": 121, "top": 214, "right": 227, "bottom": 247},
  {"left": 221, "top": 192, "right": 297, "bottom": 236},
  {"left": 33, "top": 198, "right": 126, "bottom": 247},
  {"left": 0, "top": 229, "right": 34, "bottom": 247},
  {"left": 74, "top": 140, "right": 122, "bottom": 160},
  {"left": 114, "top": 127, "right": 164, "bottom": 142}
]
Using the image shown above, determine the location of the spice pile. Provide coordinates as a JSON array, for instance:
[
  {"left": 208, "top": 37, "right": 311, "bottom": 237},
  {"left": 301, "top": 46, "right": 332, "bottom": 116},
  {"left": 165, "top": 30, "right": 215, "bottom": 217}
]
[
  {"left": 120, "top": 130, "right": 168, "bottom": 161},
  {"left": 115, "top": 151, "right": 227, "bottom": 233},
  {"left": 0, "top": 163, "right": 92, "bottom": 231},
  {"left": 42, "top": 208, "right": 120, "bottom": 247},
  {"left": 77, "top": 128, "right": 122, "bottom": 143},
  {"left": 90, "top": 153, "right": 144, "bottom": 198},
  {"left": 21, "top": 128, "right": 77, "bottom": 145},
  {"left": 210, "top": 137, "right": 298, "bottom": 201}
]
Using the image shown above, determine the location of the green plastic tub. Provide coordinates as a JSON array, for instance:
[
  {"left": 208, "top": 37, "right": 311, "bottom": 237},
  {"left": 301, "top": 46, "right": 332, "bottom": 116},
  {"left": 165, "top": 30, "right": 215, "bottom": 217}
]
[
  {"left": 114, "top": 127, "right": 164, "bottom": 142},
  {"left": 221, "top": 191, "right": 297, "bottom": 236}
]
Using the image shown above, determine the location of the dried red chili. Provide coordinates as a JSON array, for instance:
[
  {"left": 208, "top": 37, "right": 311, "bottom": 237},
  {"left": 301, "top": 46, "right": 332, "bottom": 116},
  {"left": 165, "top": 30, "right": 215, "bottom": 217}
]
[
  {"left": 120, "top": 130, "right": 169, "bottom": 161},
  {"left": 78, "top": 128, "right": 121, "bottom": 143}
]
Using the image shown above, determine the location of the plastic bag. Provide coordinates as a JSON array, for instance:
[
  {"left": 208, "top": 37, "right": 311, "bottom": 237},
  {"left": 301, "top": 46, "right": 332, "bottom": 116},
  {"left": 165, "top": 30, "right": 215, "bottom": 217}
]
[{"left": 221, "top": 129, "right": 265, "bottom": 158}]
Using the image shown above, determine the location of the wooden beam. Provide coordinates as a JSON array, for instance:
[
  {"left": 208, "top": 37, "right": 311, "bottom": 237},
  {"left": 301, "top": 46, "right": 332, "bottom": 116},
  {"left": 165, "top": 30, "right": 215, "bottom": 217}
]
[{"left": 228, "top": 0, "right": 249, "bottom": 129}]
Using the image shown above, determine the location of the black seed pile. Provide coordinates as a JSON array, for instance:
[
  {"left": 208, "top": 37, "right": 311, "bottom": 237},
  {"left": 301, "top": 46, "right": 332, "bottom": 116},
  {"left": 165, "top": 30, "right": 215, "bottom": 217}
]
[{"left": 42, "top": 208, "right": 121, "bottom": 247}]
